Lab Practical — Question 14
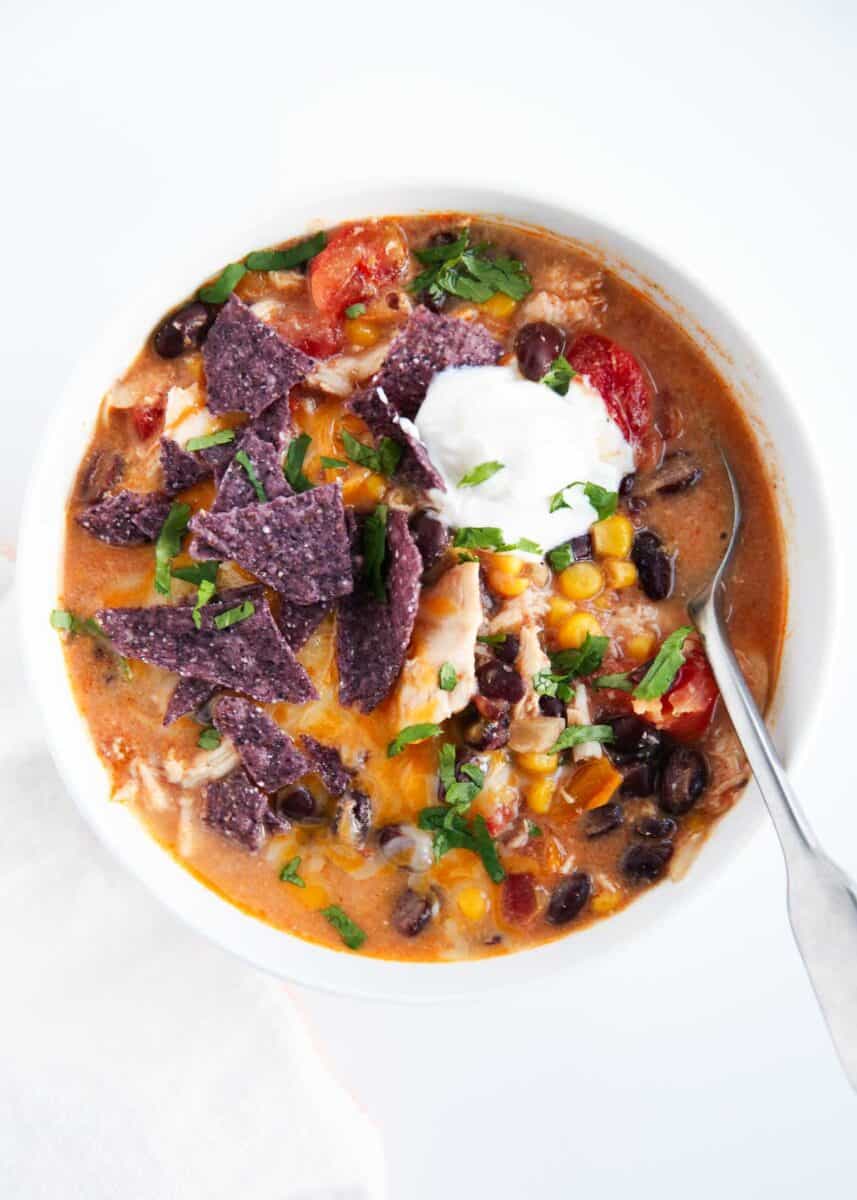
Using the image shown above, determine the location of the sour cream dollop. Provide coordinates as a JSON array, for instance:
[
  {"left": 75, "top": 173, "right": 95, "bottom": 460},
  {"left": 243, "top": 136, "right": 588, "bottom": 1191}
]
[{"left": 413, "top": 365, "right": 634, "bottom": 552}]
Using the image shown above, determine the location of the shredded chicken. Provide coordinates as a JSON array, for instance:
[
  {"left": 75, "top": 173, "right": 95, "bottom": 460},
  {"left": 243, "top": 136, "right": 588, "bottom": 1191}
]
[
  {"left": 508, "top": 624, "right": 564, "bottom": 752},
  {"left": 308, "top": 341, "right": 392, "bottom": 398},
  {"left": 163, "top": 741, "right": 240, "bottom": 788},
  {"left": 565, "top": 683, "right": 602, "bottom": 762},
  {"left": 131, "top": 758, "right": 172, "bottom": 812},
  {"left": 484, "top": 578, "right": 550, "bottom": 635},
  {"left": 516, "top": 268, "right": 605, "bottom": 333},
  {"left": 395, "top": 562, "right": 483, "bottom": 726}
]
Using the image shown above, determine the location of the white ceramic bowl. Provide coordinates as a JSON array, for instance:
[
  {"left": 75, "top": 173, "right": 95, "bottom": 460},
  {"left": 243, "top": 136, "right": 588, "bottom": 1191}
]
[{"left": 16, "top": 186, "right": 836, "bottom": 1000}]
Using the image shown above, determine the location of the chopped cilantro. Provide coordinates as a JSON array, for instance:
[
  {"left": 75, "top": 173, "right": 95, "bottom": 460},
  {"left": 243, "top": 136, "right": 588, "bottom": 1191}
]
[
  {"left": 234, "top": 449, "right": 267, "bottom": 502},
  {"left": 438, "top": 662, "right": 458, "bottom": 691},
  {"left": 549, "top": 634, "right": 609, "bottom": 679},
  {"left": 344, "top": 302, "right": 367, "bottom": 319},
  {"left": 319, "top": 455, "right": 348, "bottom": 470},
  {"left": 321, "top": 905, "right": 366, "bottom": 950},
  {"left": 593, "top": 671, "right": 635, "bottom": 692},
  {"left": 279, "top": 855, "right": 306, "bottom": 888},
  {"left": 154, "top": 502, "right": 191, "bottom": 596},
  {"left": 50, "top": 609, "right": 75, "bottom": 631},
  {"left": 547, "top": 543, "right": 574, "bottom": 572},
  {"left": 477, "top": 633, "right": 507, "bottom": 646},
  {"left": 341, "top": 429, "right": 402, "bottom": 477},
  {"left": 532, "top": 669, "right": 573, "bottom": 703},
  {"left": 363, "top": 503, "right": 389, "bottom": 600},
  {"left": 409, "top": 228, "right": 532, "bottom": 307},
  {"left": 171, "top": 560, "right": 220, "bottom": 587},
  {"left": 213, "top": 600, "right": 255, "bottom": 630},
  {"left": 548, "top": 724, "right": 615, "bottom": 755},
  {"left": 632, "top": 626, "right": 694, "bottom": 700},
  {"left": 458, "top": 460, "right": 505, "bottom": 488},
  {"left": 185, "top": 428, "right": 235, "bottom": 452},
  {"left": 49, "top": 608, "right": 131, "bottom": 678},
  {"left": 284, "top": 433, "right": 313, "bottom": 493},
  {"left": 198, "top": 262, "right": 247, "bottom": 304},
  {"left": 387, "top": 722, "right": 443, "bottom": 758},
  {"left": 527, "top": 821, "right": 543, "bottom": 839},
  {"left": 191, "top": 577, "right": 217, "bottom": 629},
  {"left": 453, "top": 527, "right": 542, "bottom": 555},
  {"left": 549, "top": 480, "right": 617, "bottom": 520},
  {"left": 244, "top": 231, "right": 327, "bottom": 271},
  {"left": 197, "top": 726, "right": 221, "bottom": 750},
  {"left": 541, "top": 355, "right": 576, "bottom": 396}
]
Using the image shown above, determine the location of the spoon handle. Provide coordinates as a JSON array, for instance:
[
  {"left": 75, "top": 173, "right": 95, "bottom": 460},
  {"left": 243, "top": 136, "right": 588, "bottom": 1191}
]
[{"left": 698, "top": 608, "right": 857, "bottom": 1089}]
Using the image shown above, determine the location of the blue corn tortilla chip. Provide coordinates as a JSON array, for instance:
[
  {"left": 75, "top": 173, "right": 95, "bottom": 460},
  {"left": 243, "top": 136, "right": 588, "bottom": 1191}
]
[
  {"left": 276, "top": 596, "right": 332, "bottom": 650},
  {"left": 367, "top": 308, "right": 502, "bottom": 421},
  {"left": 337, "top": 507, "right": 422, "bottom": 712},
  {"left": 247, "top": 393, "right": 294, "bottom": 454},
  {"left": 203, "top": 295, "right": 314, "bottom": 419},
  {"left": 189, "top": 484, "right": 353, "bottom": 605},
  {"left": 76, "top": 489, "right": 172, "bottom": 546},
  {"left": 212, "top": 696, "right": 308, "bottom": 792},
  {"left": 351, "top": 387, "right": 445, "bottom": 493},
  {"left": 97, "top": 586, "right": 316, "bottom": 704},
  {"left": 160, "top": 438, "right": 213, "bottom": 496},
  {"left": 163, "top": 676, "right": 217, "bottom": 727},
  {"left": 301, "top": 735, "right": 353, "bottom": 797},
  {"left": 211, "top": 430, "right": 292, "bottom": 512},
  {"left": 202, "top": 767, "right": 272, "bottom": 851}
]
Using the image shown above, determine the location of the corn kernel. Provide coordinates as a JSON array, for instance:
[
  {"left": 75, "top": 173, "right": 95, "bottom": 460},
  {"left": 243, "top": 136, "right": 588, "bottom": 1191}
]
[
  {"left": 344, "top": 317, "right": 382, "bottom": 347},
  {"left": 295, "top": 883, "right": 329, "bottom": 911},
  {"left": 556, "top": 611, "right": 603, "bottom": 650},
  {"left": 547, "top": 595, "right": 575, "bottom": 625},
  {"left": 517, "top": 751, "right": 557, "bottom": 775},
  {"left": 592, "top": 514, "right": 634, "bottom": 560},
  {"left": 558, "top": 561, "right": 604, "bottom": 601},
  {"left": 627, "top": 631, "right": 656, "bottom": 662},
  {"left": 527, "top": 776, "right": 555, "bottom": 813},
  {"left": 480, "top": 292, "right": 517, "bottom": 319},
  {"left": 591, "top": 891, "right": 621, "bottom": 916},
  {"left": 565, "top": 757, "right": 623, "bottom": 809},
  {"left": 487, "top": 553, "right": 524, "bottom": 577},
  {"left": 487, "top": 570, "right": 530, "bottom": 598},
  {"left": 603, "top": 558, "right": 638, "bottom": 589},
  {"left": 457, "top": 886, "right": 488, "bottom": 920}
]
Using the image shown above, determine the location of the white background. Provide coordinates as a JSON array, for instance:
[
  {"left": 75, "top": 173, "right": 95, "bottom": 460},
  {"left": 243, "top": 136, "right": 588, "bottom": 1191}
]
[{"left": 3, "top": 1, "right": 857, "bottom": 1196}]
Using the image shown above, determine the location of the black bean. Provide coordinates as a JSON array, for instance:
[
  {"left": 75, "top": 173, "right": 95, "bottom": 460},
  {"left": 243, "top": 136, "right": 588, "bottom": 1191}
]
[
  {"left": 492, "top": 633, "right": 520, "bottom": 665},
  {"left": 514, "top": 321, "right": 566, "bottom": 381},
  {"left": 392, "top": 888, "right": 433, "bottom": 937},
  {"left": 620, "top": 760, "right": 659, "bottom": 797},
  {"left": 332, "top": 788, "right": 373, "bottom": 848},
  {"left": 635, "top": 814, "right": 678, "bottom": 840},
  {"left": 570, "top": 533, "right": 593, "bottom": 562},
  {"left": 619, "top": 472, "right": 636, "bottom": 497},
  {"left": 476, "top": 660, "right": 526, "bottom": 704},
  {"left": 408, "top": 510, "right": 449, "bottom": 574},
  {"left": 606, "top": 714, "right": 666, "bottom": 764},
  {"left": 274, "top": 786, "right": 318, "bottom": 822},
  {"left": 429, "top": 231, "right": 458, "bottom": 248},
  {"left": 419, "top": 289, "right": 448, "bottom": 313},
  {"left": 659, "top": 746, "right": 708, "bottom": 816},
  {"left": 546, "top": 873, "right": 592, "bottom": 925},
  {"left": 153, "top": 301, "right": 214, "bottom": 359},
  {"left": 621, "top": 841, "right": 673, "bottom": 884},
  {"left": 465, "top": 713, "right": 511, "bottom": 751},
  {"left": 631, "top": 530, "right": 675, "bottom": 602},
  {"left": 632, "top": 451, "right": 703, "bottom": 499},
  {"left": 582, "top": 801, "right": 624, "bottom": 838},
  {"left": 539, "top": 694, "right": 565, "bottom": 718}
]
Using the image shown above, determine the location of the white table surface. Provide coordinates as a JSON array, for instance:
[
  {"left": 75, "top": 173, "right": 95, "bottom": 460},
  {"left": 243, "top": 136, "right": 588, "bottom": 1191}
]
[{"left": 3, "top": 1, "right": 856, "bottom": 1196}]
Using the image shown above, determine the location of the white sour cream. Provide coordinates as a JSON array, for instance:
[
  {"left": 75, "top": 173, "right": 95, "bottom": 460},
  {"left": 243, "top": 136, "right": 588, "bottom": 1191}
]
[{"left": 413, "top": 365, "right": 634, "bottom": 552}]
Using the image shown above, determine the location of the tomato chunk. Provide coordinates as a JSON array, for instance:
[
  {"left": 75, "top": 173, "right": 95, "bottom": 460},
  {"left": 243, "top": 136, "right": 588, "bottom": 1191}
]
[
  {"left": 272, "top": 307, "right": 342, "bottom": 359},
  {"left": 131, "top": 400, "right": 165, "bottom": 441},
  {"left": 568, "top": 333, "right": 653, "bottom": 445},
  {"left": 309, "top": 222, "right": 408, "bottom": 317},
  {"left": 656, "top": 649, "right": 719, "bottom": 740}
]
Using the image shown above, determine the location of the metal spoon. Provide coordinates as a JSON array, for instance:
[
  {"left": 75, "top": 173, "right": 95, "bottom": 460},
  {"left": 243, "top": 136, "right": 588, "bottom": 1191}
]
[{"left": 688, "top": 451, "right": 857, "bottom": 1089}]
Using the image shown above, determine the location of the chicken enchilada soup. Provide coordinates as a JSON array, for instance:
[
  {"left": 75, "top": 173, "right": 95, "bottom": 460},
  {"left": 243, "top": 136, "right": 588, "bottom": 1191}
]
[{"left": 55, "top": 215, "right": 786, "bottom": 959}]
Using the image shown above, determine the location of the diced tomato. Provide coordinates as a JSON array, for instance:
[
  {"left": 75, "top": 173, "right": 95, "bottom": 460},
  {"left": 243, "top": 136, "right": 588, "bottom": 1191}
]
[
  {"left": 309, "top": 222, "right": 408, "bottom": 317},
  {"left": 131, "top": 400, "right": 165, "bottom": 441},
  {"left": 568, "top": 333, "right": 653, "bottom": 445},
  {"left": 656, "top": 649, "right": 719, "bottom": 740},
  {"left": 272, "top": 307, "right": 343, "bottom": 359},
  {"left": 501, "top": 873, "right": 537, "bottom": 923}
]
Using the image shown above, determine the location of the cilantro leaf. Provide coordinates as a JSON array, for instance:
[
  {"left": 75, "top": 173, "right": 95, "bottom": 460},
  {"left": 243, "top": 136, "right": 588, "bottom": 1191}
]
[
  {"left": 197, "top": 726, "right": 221, "bottom": 750},
  {"left": 191, "top": 576, "right": 217, "bottom": 629},
  {"left": 154, "top": 502, "right": 191, "bottom": 596},
  {"left": 541, "top": 355, "right": 576, "bottom": 396},
  {"left": 344, "top": 302, "right": 366, "bottom": 319},
  {"left": 532, "top": 669, "right": 573, "bottom": 703},
  {"left": 549, "top": 634, "right": 609, "bottom": 679},
  {"left": 453, "top": 526, "right": 542, "bottom": 555},
  {"left": 477, "top": 633, "right": 507, "bottom": 646},
  {"left": 549, "top": 480, "right": 617, "bottom": 520},
  {"left": 213, "top": 600, "right": 255, "bottom": 630},
  {"left": 171, "top": 560, "right": 220, "bottom": 587},
  {"left": 198, "top": 262, "right": 247, "bottom": 304},
  {"left": 284, "top": 434, "right": 313, "bottom": 493},
  {"left": 438, "top": 662, "right": 458, "bottom": 691},
  {"left": 185, "top": 429, "right": 236, "bottom": 452},
  {"left": 234, "top": 449, "right": 268, "bottom": 502},
  {"left": 438, "top": 742, "right": 457, "bottom": 791},
  {"left": 471, "top": 814, "right": 505, "bottom": 883},
  {"left": 279, "top": 855, "right": 307, "bottom": 888},
  {"left": 632, "top": 626, "right": 694, "bottom": 700},
  {"left": 409, "top": 228, "right": 531, "bottom": 305},
  {"left": 50, "top": 609, "right": 75, "bottom": 631},
  {"left": 341, "top": 429, "right": 401, "bottom": 477},
  {"left": 547, "top": 543, "right": 574, "bottom": 572},
  {"left": 244, "top": 231, "right": 326, "bottom": 272},
  {"left": 320, "top": 456, "right": 348, "bottom": 470},
  {"left": 387, "top": 722, "right": 442, "bottom": 758},
  {"left": 363, "top": 503, "right": 388, "bottom": 600},
  {"left": 321, "top": 905, "right": 366, "bottom": 950},
  {"left": 548, "top": 724, "right": 615, "bottom": 755},
  {"left": 527, "top": 821, "right": 542, "bottom": 838},
  {"left": 458, "top": 461, "right": 505, "bottom": 489},
  {"left": 593, "top": 671, "right": 635, "bottom": 692}
]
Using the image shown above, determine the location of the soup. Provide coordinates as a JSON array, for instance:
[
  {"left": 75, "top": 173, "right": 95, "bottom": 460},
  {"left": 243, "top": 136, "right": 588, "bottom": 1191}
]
[{"left": 54, "top": 214, "right": 786, "bottom": 960}]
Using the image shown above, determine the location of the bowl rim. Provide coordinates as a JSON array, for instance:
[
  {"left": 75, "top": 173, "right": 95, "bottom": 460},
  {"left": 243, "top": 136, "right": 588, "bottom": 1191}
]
[{"left": 15, "top": 182, "right": 838, "bottom": 1001}]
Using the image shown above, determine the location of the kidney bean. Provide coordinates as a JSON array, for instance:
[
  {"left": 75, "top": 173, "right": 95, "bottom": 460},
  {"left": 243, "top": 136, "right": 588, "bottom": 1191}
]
[
  {"left": 659, "top": 746, "right": 708, "bottom": 816},
  {"left": 621, "top": 841, "right": 673, "bottom": 884},
  {"left": 514, "top": 321, "right": 566, "bottom": 381},
  {"left": 546, "top": 872, "right": 591, "bottom": 925},
  {"left": 631, "top": 530, "right": 675, "bottom": 602},
  {"left": 502, "top": 873, "right": 537, "bottom": 922},
  {"left": 582, "top": 801, "right": 624, "bottom": 838},
  {"left": 392, "top": 888, "right": 434, "bottom": 937},
  {"left": 477, "top": 660, "right": 526, "bottom": 704},
  {"left": 635, "top": 814, "right": 678, "bottom": 840}
]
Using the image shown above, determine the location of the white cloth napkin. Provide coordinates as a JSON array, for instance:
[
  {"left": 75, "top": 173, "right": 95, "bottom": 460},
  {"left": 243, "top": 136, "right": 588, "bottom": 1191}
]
[{"left": 0, "top": 558, "right": 386, "bottom": 1200}]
